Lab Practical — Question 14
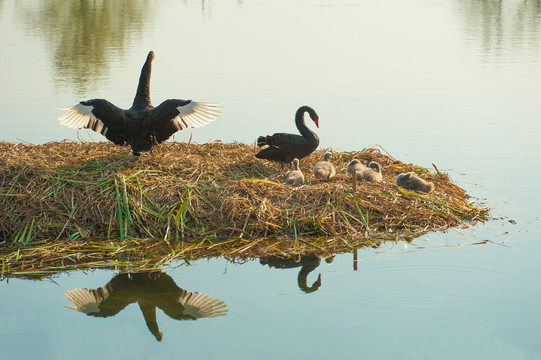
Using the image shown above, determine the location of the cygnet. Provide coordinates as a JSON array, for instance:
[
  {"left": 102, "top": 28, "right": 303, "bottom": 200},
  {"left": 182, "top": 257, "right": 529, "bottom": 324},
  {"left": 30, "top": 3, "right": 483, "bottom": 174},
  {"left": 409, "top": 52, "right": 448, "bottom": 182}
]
[
  {"left": 284, "top": 158, "right": 305, "bottom": 185},
  {"left": 396, "top": 172, "right": 435, "bottom": 193},
  {"left": 347, "top": 159, "right": 382, "bottom": 182},
  {"left": 313, "top": 152, "right": 336, "bottom": 181}
]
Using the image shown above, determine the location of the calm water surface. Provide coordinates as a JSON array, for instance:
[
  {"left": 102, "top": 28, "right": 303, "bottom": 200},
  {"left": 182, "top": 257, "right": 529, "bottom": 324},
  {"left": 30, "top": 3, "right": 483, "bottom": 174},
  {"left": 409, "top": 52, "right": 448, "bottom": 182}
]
[{"left": 1, "top": 0, "right": 540, "bottom": 359}]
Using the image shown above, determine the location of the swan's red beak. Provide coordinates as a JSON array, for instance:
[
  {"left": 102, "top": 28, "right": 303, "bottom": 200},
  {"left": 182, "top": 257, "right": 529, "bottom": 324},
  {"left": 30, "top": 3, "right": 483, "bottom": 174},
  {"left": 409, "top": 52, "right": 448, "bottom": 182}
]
[{"left": 314, "top": 118, "right": 320, "bottom": 128}]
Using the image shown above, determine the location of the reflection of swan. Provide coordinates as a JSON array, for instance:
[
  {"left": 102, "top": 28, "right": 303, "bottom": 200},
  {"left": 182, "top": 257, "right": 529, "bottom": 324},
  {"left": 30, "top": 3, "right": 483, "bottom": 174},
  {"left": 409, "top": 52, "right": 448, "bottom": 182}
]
[
  {"left": 260, "top": 254, "right": 333, "bottom": 293},
  {"left": 64, "top": 271, "right": 227, "bottom": 341},
  {"left": 58, "top": 51, "right": 222, "bottom": 156}
]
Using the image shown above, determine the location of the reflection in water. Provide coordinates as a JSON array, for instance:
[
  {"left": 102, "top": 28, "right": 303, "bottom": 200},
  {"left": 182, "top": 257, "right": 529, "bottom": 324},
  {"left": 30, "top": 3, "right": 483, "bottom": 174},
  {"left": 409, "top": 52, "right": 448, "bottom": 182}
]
[
  {"left": 456, "top": 0, "right": 541, "bottom": 62},
  {"left": 352, "top": 241, "right": 382, "bottom": 271},
  {"left": 64, "top": 271, "right": 227, "bottom": 341},
  {"left": 260, "top": 254, "right": 333, "bottom": 293},
  {"left": 16, "top": 0, "right": 153, "bottom": 95}
]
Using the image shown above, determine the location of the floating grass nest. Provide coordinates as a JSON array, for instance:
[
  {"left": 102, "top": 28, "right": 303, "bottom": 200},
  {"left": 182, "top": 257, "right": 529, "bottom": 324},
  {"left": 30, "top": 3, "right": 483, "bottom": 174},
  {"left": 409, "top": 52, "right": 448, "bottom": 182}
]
[{"left": 0, "top": 141, "right": 489, "bottom": 278}]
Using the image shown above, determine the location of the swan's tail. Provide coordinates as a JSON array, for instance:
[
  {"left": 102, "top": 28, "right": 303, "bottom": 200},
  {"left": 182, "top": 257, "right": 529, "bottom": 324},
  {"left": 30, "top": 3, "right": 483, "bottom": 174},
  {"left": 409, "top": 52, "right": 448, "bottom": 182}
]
[{"left": 257, "top": 135, "right": 273, "bottom": 147}]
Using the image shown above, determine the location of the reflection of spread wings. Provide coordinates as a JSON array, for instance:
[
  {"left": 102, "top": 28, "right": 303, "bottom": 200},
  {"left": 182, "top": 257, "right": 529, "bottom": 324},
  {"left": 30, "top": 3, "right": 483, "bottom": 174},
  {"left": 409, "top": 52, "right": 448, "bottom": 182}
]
[
  {"left": 63, "top": 272, "right": 228, "bottom": 342},
  {"left": 177, "top": 289, "right": 228, "bottom": 319},
  {"left": 64, "top": 285, "right": 228, "bottom": 319},
  {"left": 64, "top": 286, "right": 111, "bottom": 315}
]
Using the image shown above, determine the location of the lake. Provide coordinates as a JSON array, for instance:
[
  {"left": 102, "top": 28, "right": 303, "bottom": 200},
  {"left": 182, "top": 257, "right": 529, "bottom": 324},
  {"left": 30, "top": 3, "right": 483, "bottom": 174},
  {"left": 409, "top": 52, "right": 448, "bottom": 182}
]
[{"left": 1, "top": 0, "right": 541, "bottom": 359}]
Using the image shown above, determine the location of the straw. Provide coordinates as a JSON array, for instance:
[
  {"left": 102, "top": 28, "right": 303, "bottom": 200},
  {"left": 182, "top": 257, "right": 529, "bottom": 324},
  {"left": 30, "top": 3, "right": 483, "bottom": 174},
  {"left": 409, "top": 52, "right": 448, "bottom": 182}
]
[{"left": 0, "top": 141, "right": 489, "bottom": 278}]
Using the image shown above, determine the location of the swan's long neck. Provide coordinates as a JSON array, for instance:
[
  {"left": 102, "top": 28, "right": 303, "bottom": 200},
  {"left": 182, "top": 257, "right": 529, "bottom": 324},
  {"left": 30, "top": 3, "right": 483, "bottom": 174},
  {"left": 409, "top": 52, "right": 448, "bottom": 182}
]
[
  {"left": 295, "top": 106, "right": 317, "bottom": 140},
  {"left": 132, "top": 52, "right": 154, "bottom": 109},
  {"left": 297, "top": 258, "right": 322, "bottom": 293}
]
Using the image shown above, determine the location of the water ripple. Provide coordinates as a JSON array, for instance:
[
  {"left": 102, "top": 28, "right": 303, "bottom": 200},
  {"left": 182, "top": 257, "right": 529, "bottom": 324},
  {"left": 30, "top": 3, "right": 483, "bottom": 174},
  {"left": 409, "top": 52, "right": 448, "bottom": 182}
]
[{"left": 341, "top": 263, "right": 501, "bottom": 307}]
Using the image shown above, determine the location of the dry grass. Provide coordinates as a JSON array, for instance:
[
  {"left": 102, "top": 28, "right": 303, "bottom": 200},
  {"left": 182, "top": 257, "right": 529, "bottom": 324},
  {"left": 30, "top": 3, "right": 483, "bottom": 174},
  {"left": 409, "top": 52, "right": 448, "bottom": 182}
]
[{"left": 0, "top": 140, "right": 489, "bottom": 278}]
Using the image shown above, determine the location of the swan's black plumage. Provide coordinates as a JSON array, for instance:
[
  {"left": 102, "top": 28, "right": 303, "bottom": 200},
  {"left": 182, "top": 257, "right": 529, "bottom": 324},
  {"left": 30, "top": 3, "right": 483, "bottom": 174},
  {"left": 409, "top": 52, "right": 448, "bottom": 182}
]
[
  {"left": 59, "top": 51, "right": 222, "bottom": 155},
  {"left": 255, "top": 106, "right": 319, "bottom": 164}
]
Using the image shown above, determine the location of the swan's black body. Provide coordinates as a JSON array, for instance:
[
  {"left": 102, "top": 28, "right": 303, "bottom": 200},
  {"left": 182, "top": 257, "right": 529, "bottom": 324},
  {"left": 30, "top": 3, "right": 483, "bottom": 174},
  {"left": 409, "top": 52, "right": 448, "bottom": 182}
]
[
  {"left": 255, "top": 106, "right": 320, "bottom": 164},
  {"left": 59, "top": 51, "right": 221, "bottom": 156}
]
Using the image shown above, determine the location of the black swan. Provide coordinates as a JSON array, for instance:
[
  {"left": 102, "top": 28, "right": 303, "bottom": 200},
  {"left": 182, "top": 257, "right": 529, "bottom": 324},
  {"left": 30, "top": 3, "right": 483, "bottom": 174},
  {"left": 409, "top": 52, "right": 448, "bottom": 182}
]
[
  {"left": 313, "top": 151, "right": 336, "bottom": 180},
  {"left": 58, "top": 51, "right": 222, "bottom": 156},
  {"left": 284, "top": 158, "right": 305, "bottom": 185},
  {"left": 347, "top": 159, "right": 383, "bottom": 182},
  {"left": 255, "top": 106, "right": 319, "bottom": 165},
  {"left": 396, "top": 172, "right": 435, "bottom": 193}
]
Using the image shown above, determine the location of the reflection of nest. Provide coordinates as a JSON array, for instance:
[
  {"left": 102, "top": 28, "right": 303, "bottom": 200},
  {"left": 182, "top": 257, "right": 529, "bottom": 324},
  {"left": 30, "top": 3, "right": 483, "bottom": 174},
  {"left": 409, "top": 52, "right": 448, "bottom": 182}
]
[
  {"left": 64, "top": 271, "right": 227, "bottom": 341},
  {"left": 0, "top": 141, "right": 489, "bottom": 277}
]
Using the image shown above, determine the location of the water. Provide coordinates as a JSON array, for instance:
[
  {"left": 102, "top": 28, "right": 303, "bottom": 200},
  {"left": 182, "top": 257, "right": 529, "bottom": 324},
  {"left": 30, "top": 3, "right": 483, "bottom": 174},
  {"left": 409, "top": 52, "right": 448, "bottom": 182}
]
[{"left": 1, "top": 0, "right": 541, "bottom": 358}]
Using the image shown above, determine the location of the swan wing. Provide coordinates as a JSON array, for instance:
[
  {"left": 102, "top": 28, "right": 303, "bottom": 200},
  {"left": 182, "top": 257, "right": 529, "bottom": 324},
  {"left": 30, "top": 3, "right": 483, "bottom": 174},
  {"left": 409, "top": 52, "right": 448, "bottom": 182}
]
[
  {"left": 255, "top": 132, "right": 318, "bottom": 163},
  {"left": 265, "top": 132, "right": 305, "bottom": 147},
  {"left": 177, "top": 289, "right": 228, "bottom": 319},
  {"left": 149, "top": 100, "right": 222, "bottom": 142},
  {"left": 64, "top": 286, "right": 110, "bottom": 315},
  {"left": 263, "top": 133, "right": 311, "bottom": 155},
  {"left": 58, "top": 99, "right": 128, "bottom": 145}
]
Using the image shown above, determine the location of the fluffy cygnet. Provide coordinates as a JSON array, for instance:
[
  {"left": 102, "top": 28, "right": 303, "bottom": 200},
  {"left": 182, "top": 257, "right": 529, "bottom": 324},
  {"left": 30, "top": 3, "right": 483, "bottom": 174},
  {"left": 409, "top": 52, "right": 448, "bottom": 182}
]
[
  {"left": 313, "top": 152, "right": 336, "bottom": 180},
  {"left": 396, "top": 172, "right": 435, "bottom": 193},
  {"left": 284, "top": 158, "right": 305, "bottom": 185},
  {"left": 346, "top": 159, "right": 365, "bottom": 173},
  {"left": 347, "top": 159, "right": 382, "bottom": 182}
]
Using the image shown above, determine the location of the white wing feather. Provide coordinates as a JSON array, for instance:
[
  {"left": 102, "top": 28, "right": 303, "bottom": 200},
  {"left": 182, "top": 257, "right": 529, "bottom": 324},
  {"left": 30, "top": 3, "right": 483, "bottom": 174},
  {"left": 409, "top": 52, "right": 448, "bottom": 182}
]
[
  {"left": 63, "top": 286, "right": 110, "bottom": 314},
  {"left": 178, "top": 290, "right": 228, "bottom": 318},
  {"left": 58, "top": 104, "right": 108, "bottom": 136},
  {"left": 171, "top": 102, "right": 222, "bottom": 131}
]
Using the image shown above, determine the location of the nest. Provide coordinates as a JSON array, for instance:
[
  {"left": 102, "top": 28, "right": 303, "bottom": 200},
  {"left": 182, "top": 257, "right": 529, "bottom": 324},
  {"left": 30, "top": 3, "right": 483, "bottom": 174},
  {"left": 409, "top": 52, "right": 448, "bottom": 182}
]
[{"left": 0, "top": 140, "right": 489, "bottom": 278}]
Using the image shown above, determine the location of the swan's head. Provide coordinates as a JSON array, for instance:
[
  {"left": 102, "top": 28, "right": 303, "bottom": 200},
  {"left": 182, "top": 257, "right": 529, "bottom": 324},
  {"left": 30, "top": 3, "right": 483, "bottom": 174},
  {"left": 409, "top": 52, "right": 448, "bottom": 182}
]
[
  {"left": 147, "top": 51, "right": 155, "bottom": 61},
  {"left": 304, "top": 106, "right": 319, "bottom": 128},
  {"left": 310, "top": 113, "right": 320, "bottom": 128},
  {"left": 346, "top": 159, "right": 361, "bottom": 173},
  {"left": 368, "top": 161, "right": 381, "bottom": 173},
  {"left": 396, "top": 172, "right": 413, "bottom": 186},
  {"left": 323, "top": 152, "right": 332, "bottom": 161}
]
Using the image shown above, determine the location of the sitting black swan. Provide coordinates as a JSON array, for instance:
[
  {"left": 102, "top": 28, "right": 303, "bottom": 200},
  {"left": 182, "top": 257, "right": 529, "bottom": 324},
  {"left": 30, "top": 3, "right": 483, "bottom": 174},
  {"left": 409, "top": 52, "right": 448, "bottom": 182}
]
[
  {"left": 58, "top": 51, "right": 222, "bottom": 156},
  {"left": 255, "top": 106, "right": 319, "bottom": 165}
]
